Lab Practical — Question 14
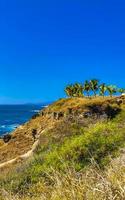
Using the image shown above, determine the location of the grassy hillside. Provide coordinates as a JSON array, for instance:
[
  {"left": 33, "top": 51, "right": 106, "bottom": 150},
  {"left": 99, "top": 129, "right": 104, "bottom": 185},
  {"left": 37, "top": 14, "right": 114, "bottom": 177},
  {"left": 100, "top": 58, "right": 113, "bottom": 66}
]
[{"left": 0, "top": 96, "right": 125, "bottom": 199}]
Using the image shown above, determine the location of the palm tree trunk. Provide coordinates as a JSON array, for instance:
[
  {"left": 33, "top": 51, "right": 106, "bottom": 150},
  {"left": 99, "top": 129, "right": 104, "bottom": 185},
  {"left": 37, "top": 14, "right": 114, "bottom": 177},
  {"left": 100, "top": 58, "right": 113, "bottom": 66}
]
[{"left": 93, "top": 90, "right": 96, "bottom": 97}]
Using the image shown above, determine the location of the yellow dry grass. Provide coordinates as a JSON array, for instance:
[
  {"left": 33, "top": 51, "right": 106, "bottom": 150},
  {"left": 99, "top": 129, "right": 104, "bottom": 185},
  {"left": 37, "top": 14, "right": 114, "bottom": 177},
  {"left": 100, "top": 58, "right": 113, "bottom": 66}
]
[
  {"left": 0, "top": 155, "right": 125, "bottom": 200},
  {"left": 47, "top": 96, "right": 119, "bottom": 112}
]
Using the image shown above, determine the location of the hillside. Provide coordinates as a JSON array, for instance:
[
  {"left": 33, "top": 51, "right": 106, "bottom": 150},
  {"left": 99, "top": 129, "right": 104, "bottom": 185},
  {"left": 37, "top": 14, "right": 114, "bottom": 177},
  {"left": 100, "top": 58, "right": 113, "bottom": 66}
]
[{"left": 0, "top": 96, "right": 125, "bottom": 199}]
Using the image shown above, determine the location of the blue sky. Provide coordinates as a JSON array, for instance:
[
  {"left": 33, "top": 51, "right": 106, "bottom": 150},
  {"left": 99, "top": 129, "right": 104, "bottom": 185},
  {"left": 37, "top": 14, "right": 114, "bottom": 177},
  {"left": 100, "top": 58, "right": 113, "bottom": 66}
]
[{"left": 0, "top": 0, "right": 125, "bottom": 104}]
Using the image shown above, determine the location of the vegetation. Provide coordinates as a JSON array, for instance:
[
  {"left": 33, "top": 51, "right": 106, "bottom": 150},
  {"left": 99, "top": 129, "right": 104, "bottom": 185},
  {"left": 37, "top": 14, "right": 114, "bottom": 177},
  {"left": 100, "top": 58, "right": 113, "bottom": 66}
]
[
  {"left": 106, "top": 85, "right": 117, "bottom": 97},
  {"left": 90, "top": 79, "right": 99, "bottom": 96},
  {"left": 65, "top": 79, "right": 125, "bottom": 98},
  {"left": 65, "top": 83, "right": 84, "bottom": 97},
  {"left": 84, "top": 80, "right": 91, "bottom": 97},
  {"left": 0, "top": 97, "right": 125, "bottom": 199},
  {"left": 1, "top": 161, "right": 125, "bottom": 200},
  {"left": 0, "top": 84, "right": 125, "bottom": 199},
  {"left": 99, "top": 83, "right": 107, "bottom": 97}
]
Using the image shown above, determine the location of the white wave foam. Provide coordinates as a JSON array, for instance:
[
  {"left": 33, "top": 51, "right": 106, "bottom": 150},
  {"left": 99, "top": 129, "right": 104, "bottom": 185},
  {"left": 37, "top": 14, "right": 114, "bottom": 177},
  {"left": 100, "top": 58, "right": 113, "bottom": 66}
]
[
  {"left": 31, "top": 110, "right": 40, "bottom": 113},
  {"left": 43, "top": 105, "right": 48, "bottom": 108},
  {"left": 0, "top": 124, "right": 19, "bottom": 131}
]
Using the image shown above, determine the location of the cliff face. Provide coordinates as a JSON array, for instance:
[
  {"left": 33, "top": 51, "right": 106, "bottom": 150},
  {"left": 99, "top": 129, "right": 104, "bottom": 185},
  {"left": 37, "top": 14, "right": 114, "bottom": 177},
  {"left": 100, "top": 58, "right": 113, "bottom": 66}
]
[{"left": 0, "top": 96, "right": 124, "bottom": 166}]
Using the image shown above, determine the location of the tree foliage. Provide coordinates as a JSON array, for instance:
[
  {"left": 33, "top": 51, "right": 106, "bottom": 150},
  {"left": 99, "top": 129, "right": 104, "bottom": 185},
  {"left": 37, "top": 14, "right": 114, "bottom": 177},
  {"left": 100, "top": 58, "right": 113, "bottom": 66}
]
[{"left": 65, "top": 79, "right": 124, "bottom": 98}]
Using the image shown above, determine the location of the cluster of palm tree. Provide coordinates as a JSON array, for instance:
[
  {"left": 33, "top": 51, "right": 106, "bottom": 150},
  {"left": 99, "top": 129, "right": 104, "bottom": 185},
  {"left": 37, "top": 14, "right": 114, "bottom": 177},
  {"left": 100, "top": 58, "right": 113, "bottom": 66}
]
[{"left": 65, "top": 79, "right": 125, "bottom": 98}]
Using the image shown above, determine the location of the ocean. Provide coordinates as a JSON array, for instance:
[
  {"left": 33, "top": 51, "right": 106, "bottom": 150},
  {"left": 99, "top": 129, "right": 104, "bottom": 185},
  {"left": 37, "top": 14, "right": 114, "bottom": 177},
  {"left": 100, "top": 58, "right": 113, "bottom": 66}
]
[{"left": 0, "top": 104, "right": 45, "bottom": 136}]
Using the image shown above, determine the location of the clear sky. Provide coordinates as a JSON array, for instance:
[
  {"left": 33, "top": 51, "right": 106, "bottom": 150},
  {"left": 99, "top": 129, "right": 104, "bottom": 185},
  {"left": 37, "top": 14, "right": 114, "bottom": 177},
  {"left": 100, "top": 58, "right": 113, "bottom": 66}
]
[{"left": 0, "top": 0, "right": 125, "bottom": 104}]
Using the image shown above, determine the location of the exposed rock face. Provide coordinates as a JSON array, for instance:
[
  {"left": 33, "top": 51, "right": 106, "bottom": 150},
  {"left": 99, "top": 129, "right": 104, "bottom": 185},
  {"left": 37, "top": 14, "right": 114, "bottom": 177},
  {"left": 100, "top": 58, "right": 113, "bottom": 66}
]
[
  {"left": 109, "top": 95, "right": 125, "bottom": 105},
  {"left": 116, "top": 99, "right": 123, "bottom": 106},
  {"left": 51, "top": 112, "right": 64, "bottom": 120},
  {"left": 67, "top": 108, "right": 73, "bottom": 115},
  {"left": 41, "top": 111, "right": 45, "bottom": 116},
  {"left": 52, "top": 112, "right": 58, "bottom": 120},
  {"left": 83, "top": 111, "right": 93, "bottom": 118},
  {"left": 41, "top": 101, "right": 121, "bottom": 123}
]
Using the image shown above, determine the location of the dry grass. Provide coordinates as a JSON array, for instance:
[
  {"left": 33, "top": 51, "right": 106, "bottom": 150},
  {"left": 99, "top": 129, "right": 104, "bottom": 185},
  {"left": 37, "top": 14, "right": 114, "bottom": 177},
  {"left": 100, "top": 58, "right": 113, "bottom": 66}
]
[
  {"left": 0, "top": 116, "right": 56, "bottom": 164},
  {"left": 47, "top": 96, "right": 118, "bottom": 112},
  {"left": 0, "top": 156, "right": 125, "bottom": 200}
]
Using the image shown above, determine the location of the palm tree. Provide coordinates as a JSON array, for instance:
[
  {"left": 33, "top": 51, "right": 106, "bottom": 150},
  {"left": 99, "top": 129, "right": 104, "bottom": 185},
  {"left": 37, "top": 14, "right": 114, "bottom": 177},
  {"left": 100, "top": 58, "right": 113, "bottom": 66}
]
[
  {"left": 65, "top": 84, "right": 74, "bottom": 97},
  {"left": 65, "top": 80, "right": 122, "bottom": 98},
  {"left": 73, "top": 83, "right": 84, "bottom": 97},
  {"left": 106, "top": 85, "right": 117, "bottom": 97},
  {"left": 99, "top": 83, "right": 107, "bottom": 97},
  {"left": 90, "top": 79, "right": 99, "bottom": 97},
  {"left": 118, "top": 88, "right": 125, "bottom": 95},
  {"left": 83, "top": 80, "right": 91, "bottom": 97}
]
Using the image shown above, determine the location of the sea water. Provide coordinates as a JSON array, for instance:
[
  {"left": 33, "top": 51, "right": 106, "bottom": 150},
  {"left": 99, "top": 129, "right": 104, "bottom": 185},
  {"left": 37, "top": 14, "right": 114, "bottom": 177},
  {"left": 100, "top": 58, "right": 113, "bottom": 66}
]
[{"left": 0, "top": 104, "right": 45, "bottom": 136}]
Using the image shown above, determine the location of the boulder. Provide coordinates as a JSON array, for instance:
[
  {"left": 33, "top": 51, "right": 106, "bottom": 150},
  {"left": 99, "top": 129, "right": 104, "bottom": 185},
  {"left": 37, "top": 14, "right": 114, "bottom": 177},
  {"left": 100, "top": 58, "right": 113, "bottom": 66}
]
[
  {"left": 67, "top": 108, "right": 73, "bottom": 115},
  {"left": 83, "top": 111, "right": 93, "bottom": 118},
  {"left": 52, "top": 112, "right": 58, "bottom": 120},
  {"left": 116, "top": 99, "right": 123, "bottom": 106},
  {"left": 57, "top": 112, "right": 64, "bottom": 120},
  {"left": 41, "top": 111, "right": 44, "bottom": 116},
  {"left": 32, "top": 129, "right": 37, "bottom": 141},
  {"left": 3, "top": 134, "right": 11, "bottom": 143}
]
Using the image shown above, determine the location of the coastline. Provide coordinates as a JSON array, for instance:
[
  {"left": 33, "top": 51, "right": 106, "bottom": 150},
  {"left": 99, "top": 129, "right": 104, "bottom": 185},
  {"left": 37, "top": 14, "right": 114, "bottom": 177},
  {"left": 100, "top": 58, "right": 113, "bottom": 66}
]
[{"left": 0, "top": 104, "right": 45, "bottom": 136}]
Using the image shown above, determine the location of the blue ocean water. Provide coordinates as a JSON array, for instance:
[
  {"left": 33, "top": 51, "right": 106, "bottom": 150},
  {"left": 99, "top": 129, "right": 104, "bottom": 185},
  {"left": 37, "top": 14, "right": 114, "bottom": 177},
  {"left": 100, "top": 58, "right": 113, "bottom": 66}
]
[{"left": 0, "top": 104, "right": 45, "bottom": 136}]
